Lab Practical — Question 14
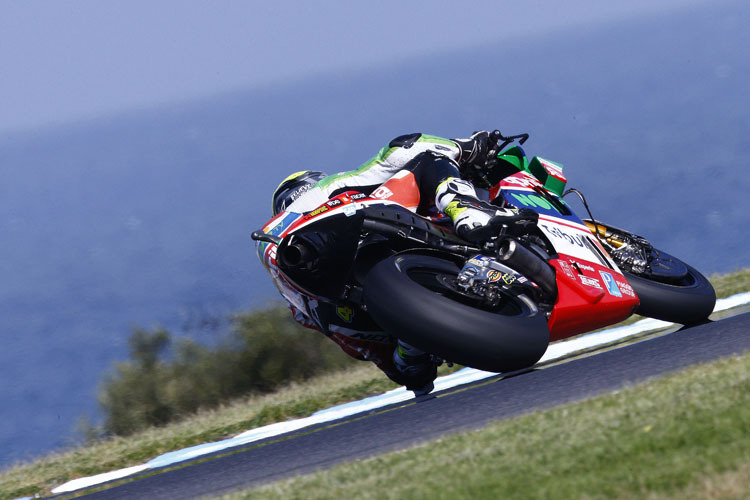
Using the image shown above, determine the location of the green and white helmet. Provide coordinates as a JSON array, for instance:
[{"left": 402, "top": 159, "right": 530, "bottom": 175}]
[{"left": 271, "top": 170, "right": 327, "bottom": 216}]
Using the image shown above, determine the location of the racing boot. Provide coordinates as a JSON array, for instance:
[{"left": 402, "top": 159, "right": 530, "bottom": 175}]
[
  {"left": 436, "top": 177, "right": 537, "bottom": 243},
  {"left": 393, "top": 340, "right": 437, "bottom": 396}
]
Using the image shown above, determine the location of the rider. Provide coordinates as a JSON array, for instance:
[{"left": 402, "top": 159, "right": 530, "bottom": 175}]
[{"left": 265, "top": 131, "right": 538, "bottom": 395}]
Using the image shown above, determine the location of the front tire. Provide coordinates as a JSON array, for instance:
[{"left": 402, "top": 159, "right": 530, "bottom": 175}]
[
  {"left": 583, "top": 220, "right": 716, "bottom": 325},
  {"left": 363, "top": 253, "right": 550, "bottom": 372},
  {"left": 624, "top": 253, "right": 716, "bottom": 324}
]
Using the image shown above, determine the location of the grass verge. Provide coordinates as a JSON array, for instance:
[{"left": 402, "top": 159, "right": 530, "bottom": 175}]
[
  {"left": 1, "top": 269, "right": 748, "bottom": 499},
  {"left": 216, "top": 352, "right": 750, "bottom": 500}
]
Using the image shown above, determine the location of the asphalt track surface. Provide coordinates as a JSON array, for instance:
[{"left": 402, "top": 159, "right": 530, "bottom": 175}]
[{"left": 68, "top": 313, "right": 749, "bottom": 500}]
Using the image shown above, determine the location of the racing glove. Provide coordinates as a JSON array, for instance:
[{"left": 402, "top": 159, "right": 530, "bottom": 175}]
[{"left": 452, "top": 130, "right": 501, "bottom": 168}]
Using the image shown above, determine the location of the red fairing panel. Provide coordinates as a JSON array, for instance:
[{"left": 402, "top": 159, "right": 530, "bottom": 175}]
[{"left": 547, "top": 254, "right": 639, "bottom": 341}]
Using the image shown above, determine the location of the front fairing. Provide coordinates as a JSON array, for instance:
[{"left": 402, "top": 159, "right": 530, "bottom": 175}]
[{"left": 493, "top": 169, "right": 639, "bottom": 340}]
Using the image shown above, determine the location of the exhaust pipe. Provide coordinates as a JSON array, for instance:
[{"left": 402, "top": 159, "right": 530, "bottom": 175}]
[
  {"left": 283, "top": 243, "right": 310, "bottom": 266},
  {"left": 276, "top": 235, "right": 318, "bottom": 269},
  {"left": 278, "top": 240, "right": 316, "bottom": 269},
  {"left": 497, "top": 238, "right": 557, "bottom": 298}
]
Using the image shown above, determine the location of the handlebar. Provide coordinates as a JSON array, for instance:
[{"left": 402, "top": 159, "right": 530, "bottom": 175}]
[
  {"left": 488, "top": 131, "right": 529, "bottom": 159},
  {"left": 251, "top": 231, "right": 281, "bottom": 245}
]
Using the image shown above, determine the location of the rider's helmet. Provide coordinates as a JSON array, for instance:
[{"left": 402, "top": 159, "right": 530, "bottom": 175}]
[{"left": 271, "top": 170, "right": 327, "bottom": 216}]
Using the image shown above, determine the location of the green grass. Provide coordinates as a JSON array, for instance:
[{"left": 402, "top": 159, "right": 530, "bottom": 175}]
[
  {"left": 216, "top": 352, "right": 750, "bottom": 500},
  {"left": 1, "top": 269, "right": 748, "bottom": 500},
  {"left": 710, "top": 268, "right": 750, "bottom": 298},
  {"left": 0, "top": 364, "right": 398, "bottom": 500}
]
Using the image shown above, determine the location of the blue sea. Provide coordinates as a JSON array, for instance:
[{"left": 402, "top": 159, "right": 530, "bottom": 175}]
[{"left": 1, "top": 1, "right": 748, "bottom": 467}]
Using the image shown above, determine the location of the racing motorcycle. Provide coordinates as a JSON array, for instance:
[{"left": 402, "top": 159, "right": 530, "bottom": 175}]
[{"left": 252, "top": 132, "right": 716, "bottom": 373}]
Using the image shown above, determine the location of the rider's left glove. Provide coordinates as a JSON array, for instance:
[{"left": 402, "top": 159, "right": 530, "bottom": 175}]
[{"left": 454, "top": 130, "right": 502, "bottom": 168}]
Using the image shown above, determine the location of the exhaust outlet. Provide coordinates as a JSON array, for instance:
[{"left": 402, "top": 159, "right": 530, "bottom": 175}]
[{"left": 279, "top": 241, "right": 315, "bottom": 269}]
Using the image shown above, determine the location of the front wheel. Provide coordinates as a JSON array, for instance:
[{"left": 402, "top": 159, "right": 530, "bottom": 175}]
[
  {"left": 623, "top": 254, "right": 716, "bottom": 325},
  {"left": 584, "top": 220, "right": 716, "bottom": 325},
  {"left": 363, "top": 253, "right": 550, "bottom": 373}
]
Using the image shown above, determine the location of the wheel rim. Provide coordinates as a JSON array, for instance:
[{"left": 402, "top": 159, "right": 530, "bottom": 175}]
[
  {"left": 401, "top": 260, "right": 533, "bottom": 317},
  {"left": 645, "top": 250, "right": 692, "bottom": 283}
]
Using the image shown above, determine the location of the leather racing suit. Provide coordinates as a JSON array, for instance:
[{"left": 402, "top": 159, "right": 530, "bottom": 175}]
[{"left": 258, "top": 132, "right": 526, "bottom": 392}]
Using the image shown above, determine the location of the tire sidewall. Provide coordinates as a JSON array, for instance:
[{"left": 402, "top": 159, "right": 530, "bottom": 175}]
[
  {"left": 363, "top": 253, "right": 550, "bottom": 372},
  {"left": 625, "top": 260, "right": 716, "bottom": 324}
]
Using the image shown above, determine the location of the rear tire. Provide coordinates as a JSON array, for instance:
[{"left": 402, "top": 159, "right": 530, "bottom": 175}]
[{"left": 363, "top": 253, "right": 549, "bottom": 372}]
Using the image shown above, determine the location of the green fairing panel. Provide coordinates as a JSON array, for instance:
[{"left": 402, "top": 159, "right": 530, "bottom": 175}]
[
  {"left": 496, "top": 146, "right": 529, "bottom": 173},
  {"left": 528, "top": 156, "right": 567, "bottom": 196},
  {"left": 496, "top": 147, "right": 567, "bottom": 197}
]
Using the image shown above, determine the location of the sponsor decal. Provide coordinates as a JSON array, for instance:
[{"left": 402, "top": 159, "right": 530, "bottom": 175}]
[
  {"left": 540, "top": 224, "right": 586, "bottom": 248},
  {"left": 468, "top": 256, "right": 491, "bottom": 267},
  {"left": 502, "top": 273, "right": 516, "bottom": 285},
  {"left": 268, "top": 243, "right": 277, "bottom": 260},
  {"left": 304, "top": 204, "right": 330, "bottom": 220},
  {"left": 287, "top": 184, "right": 313, "bottom": 204},
  {"left": 599, "top": 271, "right": 623, "bottom": 297},
  {"left": 350, "top": 192, "right": 367, "bottom": 200},
  {"left": 616, "top": 280, "right": 636, "bottom": 297},
  {"left": 262, "top": 212, "right": 298, "bottom": 235},
  {"left": 510, "top": 192, "right": 559, "bottom": 213},
  {"left": 571, "top": 260, "right": 596, "bottom": 273},
  {"left": 371, "top": 186, "right": 394, "bottom": 200},
  {"left": 336, "top": 306, "right": 354, "bottom": 323},
  {"left": 487, "top": 270, "right": 517, "bottom": 285},
  {"left": 326, "top": 199, "right": 342, "bottom": 208},
  {"left": 559, "top": 260, "right": 577, "bottom": 279},
  {"left": 343, "top": 204, "right": 357, "bottom": 217},
  {"left": 580, "top": 275, "right": 603, "bottom": 289},
  {"left": 434, "top": 144, "right": 452, "bottom": 152},
  {"left": 501, "top": 172, "right": 544, "bottom": 189}
]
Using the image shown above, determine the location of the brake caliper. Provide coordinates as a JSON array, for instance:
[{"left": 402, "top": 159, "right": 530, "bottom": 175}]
[
  {"left": 456, "top": 255, "right": 529, "bottom": 306},
  {"left": 608, "top": 234, "right": 652, "bottom": 275}
]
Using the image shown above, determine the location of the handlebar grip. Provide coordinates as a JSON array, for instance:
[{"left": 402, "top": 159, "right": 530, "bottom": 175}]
[{"left": 252, "top": 231, "right": 281, "bottom": 245}]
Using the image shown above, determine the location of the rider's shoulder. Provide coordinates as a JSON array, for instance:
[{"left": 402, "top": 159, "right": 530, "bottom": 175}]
[
  {"left": 388, "top": 133, "right": 422, "bottom": 149},
  {"left": 388, "top": 133, "right": 458, "bottom": 152}
]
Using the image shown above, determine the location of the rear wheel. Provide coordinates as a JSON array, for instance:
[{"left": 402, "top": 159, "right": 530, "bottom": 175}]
[{"left": 363, "top": 253, "right": 549, "bottom": 372}]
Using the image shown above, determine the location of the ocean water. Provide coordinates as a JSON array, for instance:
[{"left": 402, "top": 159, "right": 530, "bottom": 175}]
[{"left": 0, "top": 1, "right": 748, "bottom": 467}]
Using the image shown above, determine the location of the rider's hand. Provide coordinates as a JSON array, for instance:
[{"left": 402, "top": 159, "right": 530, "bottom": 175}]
[
  {"left": 454, "top": 129, "right": 503, "bottom": 188},
  {"left": 465, "top": 130, "right": 491, "bottom": 166},
  {"left": 455, "top": 130, "right": 492, "bottom": 167}
]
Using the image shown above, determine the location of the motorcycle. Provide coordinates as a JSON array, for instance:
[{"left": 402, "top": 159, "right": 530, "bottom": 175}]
[{"left": 252, "top": 132, "right": 716, "bottom": 373}]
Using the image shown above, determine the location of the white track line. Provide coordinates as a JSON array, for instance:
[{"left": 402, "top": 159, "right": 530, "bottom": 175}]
[{"left": 50, "top": 291, "right": 750, "bottom": 494}]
